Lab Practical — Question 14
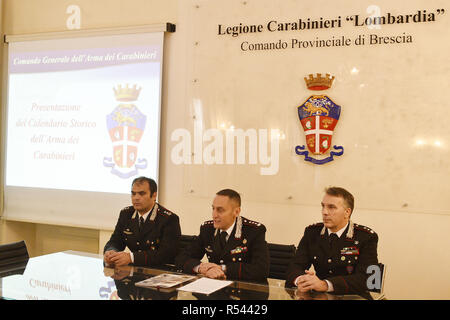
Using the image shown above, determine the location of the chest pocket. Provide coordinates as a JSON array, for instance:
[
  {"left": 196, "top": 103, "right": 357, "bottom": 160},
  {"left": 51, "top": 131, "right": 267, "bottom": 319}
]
[{"left": 123, "top": 229, "right": 136, "bottom": 242}]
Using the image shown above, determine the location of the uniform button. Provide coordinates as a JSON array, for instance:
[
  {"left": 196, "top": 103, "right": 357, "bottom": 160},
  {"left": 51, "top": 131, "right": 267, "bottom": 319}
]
[
  {"left": 329, "top": 270, "right": 333, "bottom": 274},
  {"left": 355, "top": 257, "right": 358, "bottom": 260},
  {"left": 328, "top": 259, "right": 332, "bottom": 263},
  {"left": 238, "top": 258, "right": 242, "bottom": 261},
  {"left": 220, "top": 260, "right": 224, "bottom": 264},
  {"left": 137, "top": 242, "right": 140, "bottom": 245},
  {"left": 313, "top": 256, "right": 317, "bottom": 260},
  {"left": 232, "top": 258, "right": 236, "bottom": 262}
]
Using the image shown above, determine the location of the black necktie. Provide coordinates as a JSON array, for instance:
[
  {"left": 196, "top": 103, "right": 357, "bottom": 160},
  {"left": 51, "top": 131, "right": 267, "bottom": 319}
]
[
  {"left": 219, "top": 231, "right": 228, "bottom": 250},
  {"left": 329, "top": 232, "right": 339, "bottom": 248},
  {"left": 139, "top": 216, "right": 145, "bottom": 231}
]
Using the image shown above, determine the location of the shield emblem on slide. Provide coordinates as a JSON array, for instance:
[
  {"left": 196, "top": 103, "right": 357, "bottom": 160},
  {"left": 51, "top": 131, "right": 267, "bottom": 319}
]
[{"left": 103, "top": 84, "right": 148, "bottom": 178}]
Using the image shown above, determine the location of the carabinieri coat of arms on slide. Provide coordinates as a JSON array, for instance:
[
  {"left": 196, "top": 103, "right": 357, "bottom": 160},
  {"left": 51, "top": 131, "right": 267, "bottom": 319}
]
[{"left": 103, "top": 84, "right": 148, "bottom": 178}]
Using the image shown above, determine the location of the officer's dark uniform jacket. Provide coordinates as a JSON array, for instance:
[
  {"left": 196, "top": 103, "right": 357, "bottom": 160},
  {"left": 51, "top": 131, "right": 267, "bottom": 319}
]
[
  {"left": 175, "top": 216, "right": 269, "bottom": 282},
  {"left": 286, "top": 221, "right": 378, "bottom": 295},
  {"left": 104, "top": 203, "right": 181, "bottom": 267}
]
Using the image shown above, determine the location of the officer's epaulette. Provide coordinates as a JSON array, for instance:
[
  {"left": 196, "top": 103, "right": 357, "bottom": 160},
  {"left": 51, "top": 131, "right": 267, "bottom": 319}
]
[
  {"left": 201, "top": 220, "right": 214, "bottom": 227},
  {"left": 242, "top": 218, "right": 262, "bottom": 228},
  {"left": 354, "top": 223, "right": 375, "bottom": 234},
  {"left": 307, "top": 222, "right": 324, "bottom": 228},
  {"left": 157, "top": 207, "right": 173, "bottom": 216},
  {"left": 122, "top": 206, "right": 135, "bottom": 215}
]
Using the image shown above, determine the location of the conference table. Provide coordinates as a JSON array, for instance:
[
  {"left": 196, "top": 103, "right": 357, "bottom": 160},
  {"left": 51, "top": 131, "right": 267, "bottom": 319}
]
[{"left": 0, "top": 250, "right": 384, "bottom": 300}]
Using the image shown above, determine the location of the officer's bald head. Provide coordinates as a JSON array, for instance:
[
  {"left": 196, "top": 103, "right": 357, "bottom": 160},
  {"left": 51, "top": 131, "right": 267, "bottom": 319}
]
[{"left": 216, "top": 189, "right": 241, "bottom": 208}]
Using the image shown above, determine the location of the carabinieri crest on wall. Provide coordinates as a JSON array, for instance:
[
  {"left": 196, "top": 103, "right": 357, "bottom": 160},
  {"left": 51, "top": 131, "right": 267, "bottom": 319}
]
[{"left": 295, "top": 73, "right": 344, "bottom": 164}]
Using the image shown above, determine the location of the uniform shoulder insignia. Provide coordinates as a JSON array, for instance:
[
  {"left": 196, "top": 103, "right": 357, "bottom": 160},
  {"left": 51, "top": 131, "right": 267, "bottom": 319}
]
[
  {"left": 157, "top": 208, "right": 173, "bottom": 216},
  {"left": 242, "top": 218, "right": 262, "bottom": 228},
  {"left": 307, "top": 222, "right": 324, "bottom": 228},
  {"left": 121, "top": 206, "right": 135, "bottom": 215},
  {"left": 155, "top": 204, "right": 173, "bottom": 216},
  {"left": 354, "top": 224, "right": 376, "bottom": 234},
  {"left": 202, "top": 220, "right": 214, "bottom": 227}
]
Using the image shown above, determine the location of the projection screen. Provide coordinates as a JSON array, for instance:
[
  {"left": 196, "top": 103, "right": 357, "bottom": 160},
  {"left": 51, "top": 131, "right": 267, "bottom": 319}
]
[{"left": 3, "top": 26, "right": 169, "bottom": 230}]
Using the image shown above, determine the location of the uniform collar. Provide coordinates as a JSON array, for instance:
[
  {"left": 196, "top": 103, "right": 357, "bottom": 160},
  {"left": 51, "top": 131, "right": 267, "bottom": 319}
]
[
  {"left": 223, "top": 220, "right": 236, "bottom": 239},
  {"left": 214, "top": 216, "right": 242, "bottom": 239},
  {"left": 321, "top": 220, "right": 354, "bottom": 238},
  {"left": 138, "top": 209, "right": 151, "bottom": 222},
  {"left": 132, "top": 203, "right": 157, "bottom": 221},
  {"left": 327, "top": 222, "right": 349, "bottom": 239}
]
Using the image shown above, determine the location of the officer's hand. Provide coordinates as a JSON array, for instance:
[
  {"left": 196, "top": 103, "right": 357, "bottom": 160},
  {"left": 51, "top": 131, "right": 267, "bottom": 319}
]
[
  {"left": 205, "top": 265, "right": 226, "bottom": 280},
  {"left": 198, "top": 262, "right": 220, "bottom": 275},
  {"left": 297, "top": 269, "right": 328, "bottom": 292},
  {"left": 104, "top": 250, "right": 116, "bottom": 266},
  {"left": 109, "top": 251, "right": 132, "bottom": 266}
]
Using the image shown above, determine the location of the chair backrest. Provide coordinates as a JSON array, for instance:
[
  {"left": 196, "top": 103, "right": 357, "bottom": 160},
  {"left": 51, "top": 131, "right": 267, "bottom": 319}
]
[
  {"left": 179, "top": 234, "right": 197, "bottom": 253},
  {"left": 0, "top": 240, "right": 29, "bottom": 277},
  {"left": 268, "top": 243, "right": 296, "bottom": 280},
  {"left": 163, "top": 235, "right": 197, "bottom": 273}
]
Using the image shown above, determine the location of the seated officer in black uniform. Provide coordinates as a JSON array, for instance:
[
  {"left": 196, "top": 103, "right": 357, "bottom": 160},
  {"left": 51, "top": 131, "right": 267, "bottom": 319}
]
[
  {"left": 175, "top": 189, "right": 269, "bottom": 283},
  {"left": 286, "top": 187, "right": 378, "bottom": 295},
  {"left": 103, "top": 177, "right": 181, "bottom": 268}
]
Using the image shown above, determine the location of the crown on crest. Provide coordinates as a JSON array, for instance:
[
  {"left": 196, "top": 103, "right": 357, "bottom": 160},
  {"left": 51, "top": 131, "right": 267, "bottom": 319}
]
[
  {"left": 304, "top": 73, "right": 335, "bottom": 90},
  {"left": 113, "top": 84, "right": 141, "bottom": 102}
]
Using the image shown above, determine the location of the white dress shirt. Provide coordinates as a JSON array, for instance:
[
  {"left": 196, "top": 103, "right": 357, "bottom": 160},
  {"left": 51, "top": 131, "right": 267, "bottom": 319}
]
[{"left": 221, "top": 221, "right": 236, "bottom": 242}]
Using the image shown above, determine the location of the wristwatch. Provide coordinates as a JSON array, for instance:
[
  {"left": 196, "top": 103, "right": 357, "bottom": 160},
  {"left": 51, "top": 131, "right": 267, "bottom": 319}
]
[{"left": 220, "top": 264, "right": 227, "bottom": 273}]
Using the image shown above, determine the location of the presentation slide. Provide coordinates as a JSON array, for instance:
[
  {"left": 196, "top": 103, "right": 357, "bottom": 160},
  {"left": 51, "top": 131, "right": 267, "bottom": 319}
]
[
  {"left": 6, "top": 33, "right": 162, "bottom": 193},
  {"left": 3, "top": 32, "right": 164, "bottom": 229}
]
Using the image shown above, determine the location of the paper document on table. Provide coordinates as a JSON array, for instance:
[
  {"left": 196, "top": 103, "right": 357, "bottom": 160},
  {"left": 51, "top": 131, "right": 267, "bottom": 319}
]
[
  {"left": 135, "top": 273, "right": 196, "bottom": 289},
  {"left": 177, "top": 277, "right": 232, "bottom": 295}
]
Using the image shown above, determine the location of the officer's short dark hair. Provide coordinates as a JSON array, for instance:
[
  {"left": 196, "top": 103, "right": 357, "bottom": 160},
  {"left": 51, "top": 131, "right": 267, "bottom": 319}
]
[
  {"left": 324, "top": 187, "right": 354, "bottom": 214},
  {"left": 216, "top": 189, "right": 241, "bottom": 207},
  {"left": 132, "top": 176, "right": 157, "bottom": 196}
]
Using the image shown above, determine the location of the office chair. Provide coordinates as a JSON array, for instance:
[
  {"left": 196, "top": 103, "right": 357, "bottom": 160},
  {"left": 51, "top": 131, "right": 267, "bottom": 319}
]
[
  {"left": 268, "top": 243, "right": 296, "bottom": 280},
  {"left": 0, "top": 240, "right": 29, "bottom": 277},
  {"left": 162, "top": 235, "right": 197, "bottom": 272},
  {"left": 179, "top": 234, "right": 197, "bottom": 253}
]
